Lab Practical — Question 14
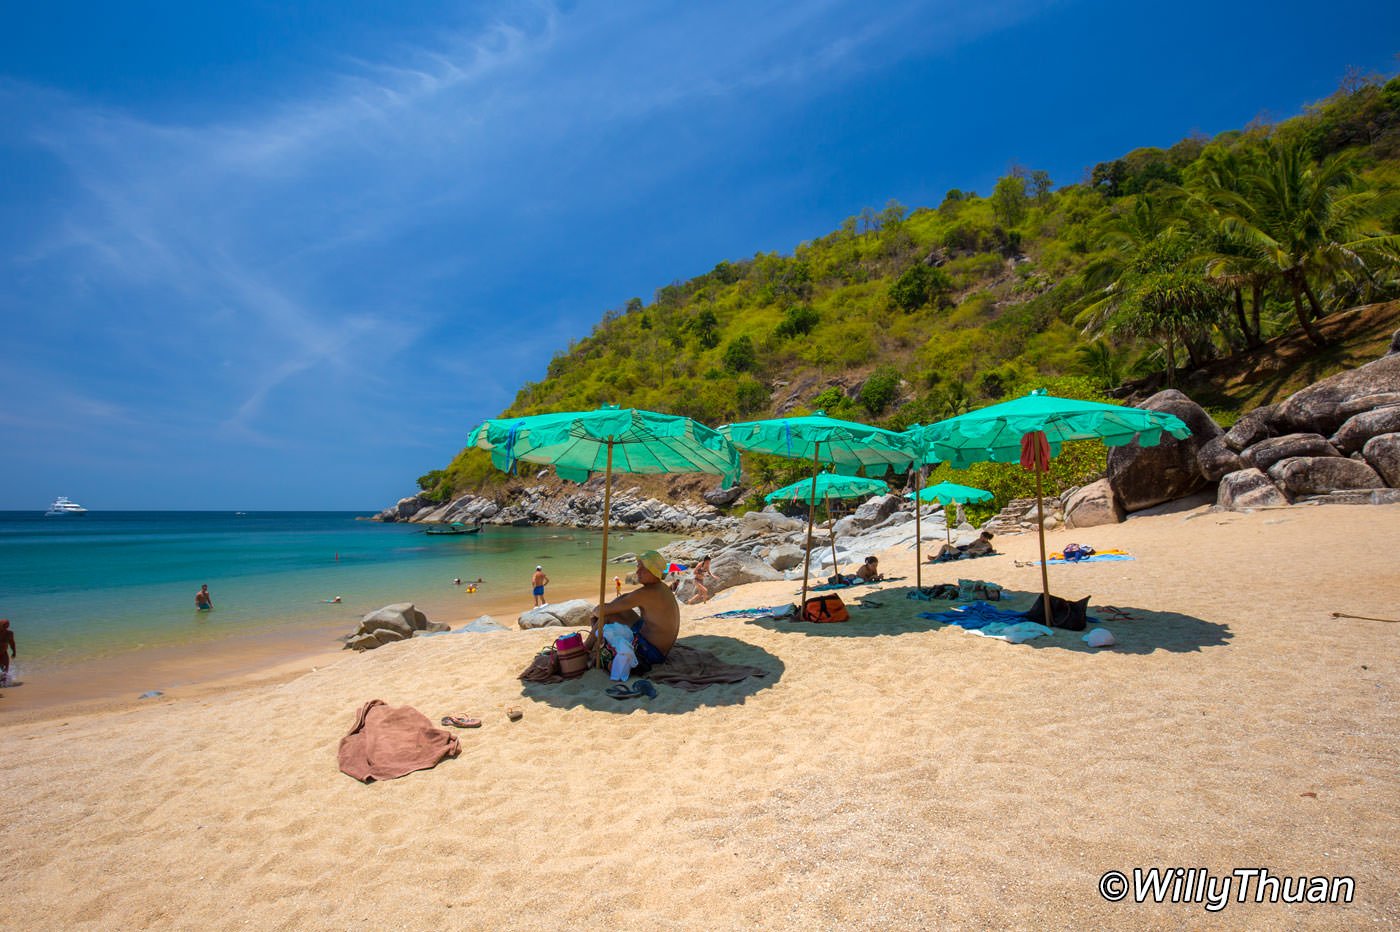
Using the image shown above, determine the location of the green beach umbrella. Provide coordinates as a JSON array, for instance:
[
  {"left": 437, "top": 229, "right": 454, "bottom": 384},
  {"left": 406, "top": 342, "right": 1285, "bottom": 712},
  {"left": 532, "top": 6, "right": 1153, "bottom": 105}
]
[
  {"left": 903, "top": 480, "right": 994, "bottom": 545},
  {"left": 764, "top": 471, "right": 889, "bottom": 505},
  {"left": 899, "top": 422, "right": 942, "bottom": 591},
  {"left": 468, "top": 405, "right": 741, "bottom": 648},
  {"left": 766, "top": 472, "right": 889, "bottom": 578},
  {"left": 918, "top": 389, "right": 1191, "bottom": 626},
  {"left": 720, "top": 412, "right": 915, "bottom": 606}
]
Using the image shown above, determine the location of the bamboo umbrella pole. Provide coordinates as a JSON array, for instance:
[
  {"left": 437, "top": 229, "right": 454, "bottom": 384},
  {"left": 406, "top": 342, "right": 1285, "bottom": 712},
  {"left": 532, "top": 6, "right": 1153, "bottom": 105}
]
[
  {"left": 914, "top": 468, "right": 923, "bottom": 591},
  {"left": 594, "top": 441, "right": 616, "bottom": 663},
  {"left": 1035, "top": 463, "right": 1053, "bottom": 629},
  {"left": 799, "top": 442, "right": 822, "bottom": 609},
  {"left": 826, "top": 491, "right": 839, "bottom": 575}
]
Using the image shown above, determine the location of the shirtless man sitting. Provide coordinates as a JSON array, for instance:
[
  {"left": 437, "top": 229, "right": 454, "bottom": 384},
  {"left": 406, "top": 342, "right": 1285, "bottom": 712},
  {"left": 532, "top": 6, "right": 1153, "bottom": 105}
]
[{"left": 584, "top": 550, "right": 679, "bottom": 667}]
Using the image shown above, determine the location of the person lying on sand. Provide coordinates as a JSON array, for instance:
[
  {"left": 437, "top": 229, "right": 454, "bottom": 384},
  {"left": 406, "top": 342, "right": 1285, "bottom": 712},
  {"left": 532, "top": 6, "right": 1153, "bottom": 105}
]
[
  {"left": 929, "top": 531, "right": 996, "bottom": 563},
  {"left": 833, "top": 556, "right": 883, "bottom": 585},
  {"left": 585, "top": 550, "right": 679, "bottom": 666}
]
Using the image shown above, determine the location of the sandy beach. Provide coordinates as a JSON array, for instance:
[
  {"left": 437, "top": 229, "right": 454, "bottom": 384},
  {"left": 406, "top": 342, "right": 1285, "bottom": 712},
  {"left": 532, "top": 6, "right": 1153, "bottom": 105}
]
[{"left": 3, "top": 502, "right": 1398, "bottom": 929}]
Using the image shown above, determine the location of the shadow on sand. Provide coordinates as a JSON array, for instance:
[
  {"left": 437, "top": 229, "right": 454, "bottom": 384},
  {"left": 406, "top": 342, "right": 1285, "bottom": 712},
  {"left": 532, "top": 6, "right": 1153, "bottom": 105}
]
[
  {"left": 748, "top": 586, "right": 1233, "bottom": 655},
  {"left": 519, "top": 634, "right": 784, "bottom": 715}
]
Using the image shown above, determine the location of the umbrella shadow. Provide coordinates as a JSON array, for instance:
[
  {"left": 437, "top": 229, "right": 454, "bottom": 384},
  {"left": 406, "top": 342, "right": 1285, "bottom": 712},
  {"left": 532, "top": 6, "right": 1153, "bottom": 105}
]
[
  {"left": 753, "top": 586, "right": 1234, "bottom": 654},
  {"left": 749, "top": 603, "right": 943, "bottom": 639},
  {"left": 936, "top": 588, "right": 1233, "bottom": 655},
  {"left": 519, "top": 634, "right": 784, "bottom": 715}
]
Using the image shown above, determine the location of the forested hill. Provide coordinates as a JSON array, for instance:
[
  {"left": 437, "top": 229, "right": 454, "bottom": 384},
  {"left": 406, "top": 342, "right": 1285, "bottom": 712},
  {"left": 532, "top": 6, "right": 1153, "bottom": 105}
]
[{"left": 422, "top": 74, "right": 1400, "bottom": 503}]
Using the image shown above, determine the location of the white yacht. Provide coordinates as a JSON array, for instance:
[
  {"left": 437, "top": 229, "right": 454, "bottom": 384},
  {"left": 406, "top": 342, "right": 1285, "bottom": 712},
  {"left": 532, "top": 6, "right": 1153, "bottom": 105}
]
[{"left": 45, "top": 496, "right": 89, "bottom": 516}]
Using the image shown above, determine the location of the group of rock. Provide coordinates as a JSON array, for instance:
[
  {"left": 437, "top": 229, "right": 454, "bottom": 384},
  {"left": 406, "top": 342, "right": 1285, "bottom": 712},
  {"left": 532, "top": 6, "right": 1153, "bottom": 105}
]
[
  {"left": 1056, "top": 341, "right": 1400, "bottom": 527},
  {"left": 377, "top": 473, "right": 736, "bottom": 534}
]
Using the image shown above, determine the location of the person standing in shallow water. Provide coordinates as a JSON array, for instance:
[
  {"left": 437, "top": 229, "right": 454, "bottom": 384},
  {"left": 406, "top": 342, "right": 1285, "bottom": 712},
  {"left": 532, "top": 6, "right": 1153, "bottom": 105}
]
[
  {"left": 0, "top": 620, "right": 15, "bottom": 685},
  {"left": 195, "top": 584, "right": 213, "bottom": 611},
  {"left": 531, "top": 566, "right": 549, "bottom": 606}
]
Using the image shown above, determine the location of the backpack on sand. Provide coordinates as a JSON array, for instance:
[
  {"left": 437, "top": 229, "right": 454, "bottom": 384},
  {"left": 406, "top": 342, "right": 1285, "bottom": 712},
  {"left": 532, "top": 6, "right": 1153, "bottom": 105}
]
[{"left": 801, "top": 594, "right": 850, "bottom": 623}]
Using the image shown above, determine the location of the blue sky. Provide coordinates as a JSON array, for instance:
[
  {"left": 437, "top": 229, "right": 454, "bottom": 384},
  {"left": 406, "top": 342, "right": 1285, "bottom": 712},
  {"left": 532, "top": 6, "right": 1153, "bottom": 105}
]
[{"left": 1, "top": 1, "right": 1396, "bottom": 510}]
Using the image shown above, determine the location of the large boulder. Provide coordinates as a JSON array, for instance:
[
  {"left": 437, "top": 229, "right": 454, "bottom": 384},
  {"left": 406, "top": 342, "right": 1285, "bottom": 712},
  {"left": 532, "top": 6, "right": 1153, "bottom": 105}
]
[
  {"left": 709, "top": 550, "right": 785, "bottom": 591},
  {"left": 1216, "top": 469, "right": 1291, "bottom": 510},
  {"left": 1273, "top": 353, "right": 1400, "bottom": 435},
  {"left": 738, "top": 511, "right": 805, "bottom": 536},
  {"left": 765, "top": 543, "right": 806, "bottom": 571},
  {"left": 701, "top": 484, "right": 746, "bottom": 507},
  {"left": 1331, "top": 405, "right": 1400, "bottom": 454},
  {"left": 345, "top": 602, "right": 447, "bottom": 650},
  {"left": 1361, "top": 433, "right": 1400, "bottom": 487},
  {"left": 1222, "top": 404, "right": 1280, "bottom": 452},
  {"left": 1197, "top": 435, "right": 1245, "bottom": 482},
  {"left": 1337, "top": 392, "right": 1400, "bottom": 420},
  {"left": 1063, "top": 479, "right": 1123, "bottom": 528},
  {"left": 832, "top": 493, "right": 902, "bottom": 536},
  {"left": 1242, "top": 433, "right": 1340, "bottom": 472},
  {"left": 1267, "top": 456, "right": 1385, "bottom": 497},
  {"left": 1106, "top": 390, "right": 1221, "bottom": 513},
  {"left": 517, "top": 599, "right": 596, "bottom": 630}
]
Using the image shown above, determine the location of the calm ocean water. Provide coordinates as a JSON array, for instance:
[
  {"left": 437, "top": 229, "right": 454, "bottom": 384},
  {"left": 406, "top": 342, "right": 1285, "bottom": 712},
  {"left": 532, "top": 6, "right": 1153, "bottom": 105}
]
[{"left": 0, "top": 511, "right": 676, "bottom": 671}]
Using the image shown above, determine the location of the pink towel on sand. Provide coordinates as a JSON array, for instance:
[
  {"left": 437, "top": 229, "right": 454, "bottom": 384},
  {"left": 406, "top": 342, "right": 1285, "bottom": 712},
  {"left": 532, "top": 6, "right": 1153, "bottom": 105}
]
[{"left": 338, "top": 699, "right": 460, "bottom": 783}]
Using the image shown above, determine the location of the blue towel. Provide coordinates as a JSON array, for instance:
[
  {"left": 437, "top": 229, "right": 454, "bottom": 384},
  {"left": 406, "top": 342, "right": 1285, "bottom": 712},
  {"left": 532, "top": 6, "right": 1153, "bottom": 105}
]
[{"left": 918, "top": 602, "right": 1035, "bottom": 629}]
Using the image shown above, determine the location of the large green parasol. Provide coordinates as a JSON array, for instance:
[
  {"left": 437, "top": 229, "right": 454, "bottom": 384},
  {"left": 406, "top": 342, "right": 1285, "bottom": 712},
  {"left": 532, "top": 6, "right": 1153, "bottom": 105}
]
[
  {"left": 918, "top": 390, "right": 1190, "bottom": 626},
  {"left": 766, "top": 472, "right": 889, "bottom": 579},
  {"left": 468, "top": 405, "right": 740, "bottom": 648},
  {"left": 721, "top": 412, "right": 915, "bottom": 606}
]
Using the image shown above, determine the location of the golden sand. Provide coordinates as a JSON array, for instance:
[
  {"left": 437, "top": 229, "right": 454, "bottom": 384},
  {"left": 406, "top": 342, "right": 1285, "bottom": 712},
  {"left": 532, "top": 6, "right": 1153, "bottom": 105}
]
[{"left": 2, "top": 503, "right": 1398, "bottom": 929}]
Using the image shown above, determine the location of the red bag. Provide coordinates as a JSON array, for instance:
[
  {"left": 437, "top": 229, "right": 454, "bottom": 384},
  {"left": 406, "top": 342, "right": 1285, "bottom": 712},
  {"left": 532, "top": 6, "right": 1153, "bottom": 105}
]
[
  {"left": 553, "top": 632, "right": 584, "bottom": 653},
  {"left": 553, "top": 632, "right": 588, "bottom": 678},
  {"left": 801, "top": 594, "right": 849, "bottom": 623}
]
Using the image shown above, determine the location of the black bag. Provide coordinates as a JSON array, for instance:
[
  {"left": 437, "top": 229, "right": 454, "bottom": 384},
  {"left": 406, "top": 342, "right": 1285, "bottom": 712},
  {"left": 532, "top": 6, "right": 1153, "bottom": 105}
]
[{"left": 1022, "top": 593, "right": 1090, "bottom": 631}]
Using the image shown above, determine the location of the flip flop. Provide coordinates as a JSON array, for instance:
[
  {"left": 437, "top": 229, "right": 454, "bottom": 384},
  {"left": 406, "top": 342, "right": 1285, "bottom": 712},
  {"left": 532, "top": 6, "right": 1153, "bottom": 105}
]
[
  {"left": 633, "top": 679, "right": 657, "bottom": 699},
  {"left": 505, "top": 707, "right": 523, "bottom": 722},
  {"left": 606, "top": 684, "right": 640, "bottom": 699},
  {"left": 453, "top": 715, "right": 482, "bottom": 728}
]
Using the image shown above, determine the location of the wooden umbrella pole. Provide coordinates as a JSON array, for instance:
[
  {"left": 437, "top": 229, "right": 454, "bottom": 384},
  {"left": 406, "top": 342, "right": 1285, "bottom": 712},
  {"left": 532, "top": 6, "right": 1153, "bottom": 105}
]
[
  {"left": 1035, "top": 466, "right": 1053, "bottom": 629},
  {"left": 595, "top": 441, "right": 615, "bottom": 663},
  {"left": 914, "top": 469, "right": 923, "bottom": 591},
  {"left": 826, "top": 491, "right": 839, "bottom": 575},
  {"left": 800, "top": 442, "right": 821, "bottom": 609}
]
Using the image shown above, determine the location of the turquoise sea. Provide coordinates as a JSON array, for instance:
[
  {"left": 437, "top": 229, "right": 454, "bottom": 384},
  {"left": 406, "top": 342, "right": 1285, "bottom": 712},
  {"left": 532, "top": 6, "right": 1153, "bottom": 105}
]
[{"left": 0, "top": 511, "right": 676, "bottom": 673}]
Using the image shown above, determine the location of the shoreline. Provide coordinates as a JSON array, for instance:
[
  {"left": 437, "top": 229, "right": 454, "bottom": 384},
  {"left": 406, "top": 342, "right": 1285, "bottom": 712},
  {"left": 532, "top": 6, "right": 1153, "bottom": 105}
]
[{"left": 0, "top": 577, "right": 616, "bottom": 724}]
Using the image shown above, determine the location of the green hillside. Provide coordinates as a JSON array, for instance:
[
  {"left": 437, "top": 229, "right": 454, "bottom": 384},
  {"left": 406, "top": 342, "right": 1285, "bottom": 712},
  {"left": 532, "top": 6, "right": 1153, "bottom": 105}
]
[{"left": 424, "top": 74, "right": 1400, "bottom": 511}]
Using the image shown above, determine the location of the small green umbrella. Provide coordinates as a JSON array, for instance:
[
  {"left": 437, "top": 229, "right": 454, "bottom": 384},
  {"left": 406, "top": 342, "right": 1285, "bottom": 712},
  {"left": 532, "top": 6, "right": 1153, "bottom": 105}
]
[
  {"left": 766, "top": 472, "right": 888, "bottom": 577},
  {"left": 468, "top": 406, "right": 740, "bottom": 647},
  {"left": 721, "top": 412, "right": 915, "bottom": 606},
  {"left": 764, "top": 471, "right": 889, "bottom": 505},
  {"left": 903, "top": 480, "right": 994, "bottom": 545},
  {"left": 919, "top": 389, "right": 1190, "bottom": 626}
]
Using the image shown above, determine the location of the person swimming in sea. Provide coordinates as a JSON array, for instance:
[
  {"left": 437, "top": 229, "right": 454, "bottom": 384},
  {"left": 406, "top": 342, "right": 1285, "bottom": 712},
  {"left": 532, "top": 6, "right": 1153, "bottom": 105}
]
[{"left": 195, "top": 584, "right": 213, "bottom": 611}]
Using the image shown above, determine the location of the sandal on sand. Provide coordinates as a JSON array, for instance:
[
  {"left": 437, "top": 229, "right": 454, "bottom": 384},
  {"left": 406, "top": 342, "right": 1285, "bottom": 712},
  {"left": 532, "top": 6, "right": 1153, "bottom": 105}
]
[
  {"left": 441, "top": 715, "right": 482, "bottom": 728},
  {"left": 506, "top": 707, "right": 523, "bottom": 721},
  {"left": 606, "top": 684, "right": 641, "bottom": 700},
  {"left": 633, "top": 679, "right": 657, "bottom": 699}
]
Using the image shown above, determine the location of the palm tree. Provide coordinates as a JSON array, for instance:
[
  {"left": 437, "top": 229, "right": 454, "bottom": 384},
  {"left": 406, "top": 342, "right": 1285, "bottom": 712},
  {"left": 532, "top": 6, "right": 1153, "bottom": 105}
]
[
  {"left": 1075, "top": 195, "right": 1226, "bottom": 384},
  {"left": 1196, "top": 142, "right": 1393, "bottom": 347}
]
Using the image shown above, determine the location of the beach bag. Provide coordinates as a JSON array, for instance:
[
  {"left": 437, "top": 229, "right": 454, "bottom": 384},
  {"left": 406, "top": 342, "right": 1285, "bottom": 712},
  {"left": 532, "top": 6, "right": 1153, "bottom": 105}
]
[
  {"left": 1022, "top": 593, "right": 1090, "bottom": 631},
  {"left": 553, "top": 633, "right": 589, "bottom": 679},
  {"left": 801, "top": 594, "right": 849, "bottom": 623}
]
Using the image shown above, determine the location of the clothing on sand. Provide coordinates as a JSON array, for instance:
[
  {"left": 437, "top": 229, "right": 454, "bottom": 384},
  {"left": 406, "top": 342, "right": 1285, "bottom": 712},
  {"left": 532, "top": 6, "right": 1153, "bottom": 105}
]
[
  {"left": 337, "top": 699, "right": 461, "bottom": 783},
  {"left": 645, "top": 643, "right": 769, "bottom": 692}
]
